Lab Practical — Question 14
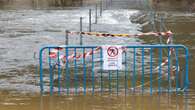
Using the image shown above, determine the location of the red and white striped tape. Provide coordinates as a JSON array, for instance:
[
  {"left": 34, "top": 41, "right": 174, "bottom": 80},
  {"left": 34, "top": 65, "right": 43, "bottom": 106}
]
[
  {"left": 67, "top": 30, "right": 173, "bottom": 38},
  {"left": 49, "top": 31, "right": 174, "bottom": 68},
  {"left": 49, "top": 47, "right": 101, "bottom": 64},
  {"left": 154, "top": 48, "right": 175, "bottom": 71}
]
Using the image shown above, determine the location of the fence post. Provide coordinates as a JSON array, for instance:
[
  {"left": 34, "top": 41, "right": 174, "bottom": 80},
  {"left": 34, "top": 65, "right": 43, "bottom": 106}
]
[
  {"left": 95, "top": 4, "right": 98, "bottom": 24},
  {"left": 65, "top": 30, "right": 69, "bottom": 45},
  {"left": 89, "top": 9, "right": 92, "bottom": 32},
  {"left": 36, "top": 0, "right": 39, "bottom": 9},
  {"left": 80, "top": 0, "right": 83, "bottom": 7},
  {"left": 80, "top": 17, "right": 83, "bottom": 45},
  {"left": 105, "top": 0, "right": 108, "bottom": 9},
  {"left": 100, "top": 0, "right": 103, "bottom": 16}
]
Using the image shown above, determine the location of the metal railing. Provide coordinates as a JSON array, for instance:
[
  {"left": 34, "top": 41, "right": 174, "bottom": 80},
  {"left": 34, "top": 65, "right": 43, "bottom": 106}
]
[{"left": 39, "top": 45, "right": 189, "bottom": 95}]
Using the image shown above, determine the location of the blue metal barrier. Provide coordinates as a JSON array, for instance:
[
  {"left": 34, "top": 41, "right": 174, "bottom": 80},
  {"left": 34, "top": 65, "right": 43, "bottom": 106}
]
[{"left": 39, "top": 45, "right": 189, "bottom": 95}]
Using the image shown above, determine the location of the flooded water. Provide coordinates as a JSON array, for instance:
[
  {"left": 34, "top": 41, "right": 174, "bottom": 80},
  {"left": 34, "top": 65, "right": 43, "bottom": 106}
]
[{"left": 0, "top": 0, "right": 195, "bottom": 110}]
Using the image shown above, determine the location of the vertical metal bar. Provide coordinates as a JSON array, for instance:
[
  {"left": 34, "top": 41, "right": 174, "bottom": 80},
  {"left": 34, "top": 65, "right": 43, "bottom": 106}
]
[
  {"left": 185, "top": 48, "right": 189, "bottom": 90},
  {"left": 181, "top": 68, "right": 185, "bottom": 90},
  {"left": 159, "top": 16, "right": 163, "bottom": 44},
  {"left": 36, "top": 0, "right": 39, "bottom": 9},
  {"left": 80, "top": 17, "right": 83, "bottom": 45},
  {"left": 80, "top": 0, "right": 83, "bottom": 7},
  {"left": 117, "top": 70, "right": 119, "bottom": 96},
  {"left": 169, "top": 35, "right": 173, "bottom": 92},
  {"left": 40, "top": 48, "right": 44, "bottom": 94},
  {"left": 141, "top": 48, "right": 145, "bottom": 94},
  {"left": 92, "top": 48, "right": 95, "bottom": 95},
  {"left": 65, "top": 48, "right": 69, "bottom": 95},
  {"left": 175, "top": 48, "right": 179, "bottom": 93},
  {"left": 65, "top": 30, "right": 69, "bottom": 45},
  {"left": 158, "top": 48, "right": 162, "bottom": 94},
  {"left": 109, "top": 70, "right": 112, "bottom": 94},
  {"left": 133, "top": 48, "right": 136, "bottom": 92},
  {"left": 74, "top": 48, "right": 78, "bottom": 95},
  {"left": 95, "top": 4, "right": 98, "bottom": 24},
  {"left": 125, "top": 51, "right": 128, "bottom": 96},
  {"left": 151, "top": 11, "right": 156, "bottom": 31},
  {"left": 89, "top": 9, "right": 92, "bottom": 32},
  {"left": 100, "top": 48, "right": 103, "bottom": 95},
  {"left": 168, "top": 48, "right": 171, "bottom": 93},
  {"left": 57, "top": 48, "right": 61, "bottom": 95},
  {"left": 33, "top": 52, "right": 38, "bottom": 87},
  {"left": 100, "top": 0, "right": 102, "bottom": 16},
  {"left": 83, "top": 48, "right": 86, "bottom": 95},
  {"left": 105, "top": 0, "right": 108, "bottom": 9},
  {"left": 49, "top": 48, "right": 53, "bottom": 95},
  {"left": 150, "top": 48, "right": 153, "bottom": 95}
]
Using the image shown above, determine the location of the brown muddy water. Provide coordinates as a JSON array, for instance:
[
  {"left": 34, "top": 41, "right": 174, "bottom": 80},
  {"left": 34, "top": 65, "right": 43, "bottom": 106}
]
[{"left": 0, "top": 0, "right": 195, "bottom": 110}]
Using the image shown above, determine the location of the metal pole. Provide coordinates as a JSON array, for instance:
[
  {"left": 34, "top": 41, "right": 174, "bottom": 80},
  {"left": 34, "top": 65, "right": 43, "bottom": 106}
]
[
  {"left": 105, "top": 0, "right": 108, "bottom": 9},
  {"left": 80, "top": 0, "right": 83, "bottom": 7},
  {"left": 36, "top": 0, "right": 39, "bottom": 9},
  {"left": 80, "top": 17, "right": 83, "bottom": 45},
  {"left": 100, "top": 0, "right": 103, "bottom": 16},
  {"left": 95, "top": 4, "right": 98, "bottom": 24},
  {"left": 89, "top": 9, "right": 92, "bottom": 32},
  {"left": 65, "top": 30, "right": 69, "bottom": 45}
]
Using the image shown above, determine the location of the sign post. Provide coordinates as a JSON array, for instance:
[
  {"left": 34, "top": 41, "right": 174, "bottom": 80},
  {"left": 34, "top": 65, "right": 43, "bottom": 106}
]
[{"left": 103, "top": 46, "right": 123, "bottom": 70}]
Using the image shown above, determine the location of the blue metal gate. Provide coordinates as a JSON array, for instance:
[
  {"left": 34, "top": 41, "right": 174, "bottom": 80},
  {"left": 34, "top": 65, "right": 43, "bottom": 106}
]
[{"left": 39, "top": 45, "right": 189, "bottom": 95}]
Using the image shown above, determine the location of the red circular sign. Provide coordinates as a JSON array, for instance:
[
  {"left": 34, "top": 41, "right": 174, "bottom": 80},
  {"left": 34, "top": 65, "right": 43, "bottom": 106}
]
[{"left": 107, "top": 46, "right": 118, "bottom": 57}]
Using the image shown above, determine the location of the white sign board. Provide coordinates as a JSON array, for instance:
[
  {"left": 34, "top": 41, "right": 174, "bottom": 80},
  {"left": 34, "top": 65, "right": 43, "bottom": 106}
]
[{"left": 102, "top": 45, "right": 123, "bottom": 70}]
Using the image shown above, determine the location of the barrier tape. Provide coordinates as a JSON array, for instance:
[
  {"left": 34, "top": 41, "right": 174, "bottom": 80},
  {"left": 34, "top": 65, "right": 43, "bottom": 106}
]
[
  {"left": 154, "top": 48, "right": 175, "bottom": 71},
  {"left": 49, "top": 47, "right": 101, "bottom": 66},
  {"left": 48, "top": 31, "right": 174, "bottom": 71},
  {"left": 67, "top": 30, "right": 172, "bottom": 38}
]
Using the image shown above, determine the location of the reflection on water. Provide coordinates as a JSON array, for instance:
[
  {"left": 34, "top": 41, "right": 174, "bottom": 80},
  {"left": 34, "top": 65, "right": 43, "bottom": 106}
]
[{"left": 0, "top": 91, "right": 194, "bottom": 110}]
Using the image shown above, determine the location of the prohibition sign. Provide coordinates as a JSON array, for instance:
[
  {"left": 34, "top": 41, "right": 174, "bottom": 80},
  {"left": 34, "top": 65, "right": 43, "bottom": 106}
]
[{"left": 107, "top": 46, "right": 119, "bottom": 57}]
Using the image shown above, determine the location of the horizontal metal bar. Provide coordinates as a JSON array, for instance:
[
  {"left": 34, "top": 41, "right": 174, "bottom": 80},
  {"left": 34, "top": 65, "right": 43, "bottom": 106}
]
[{"left": 40, "top": 45, "right": 188, "bottom": 52}]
